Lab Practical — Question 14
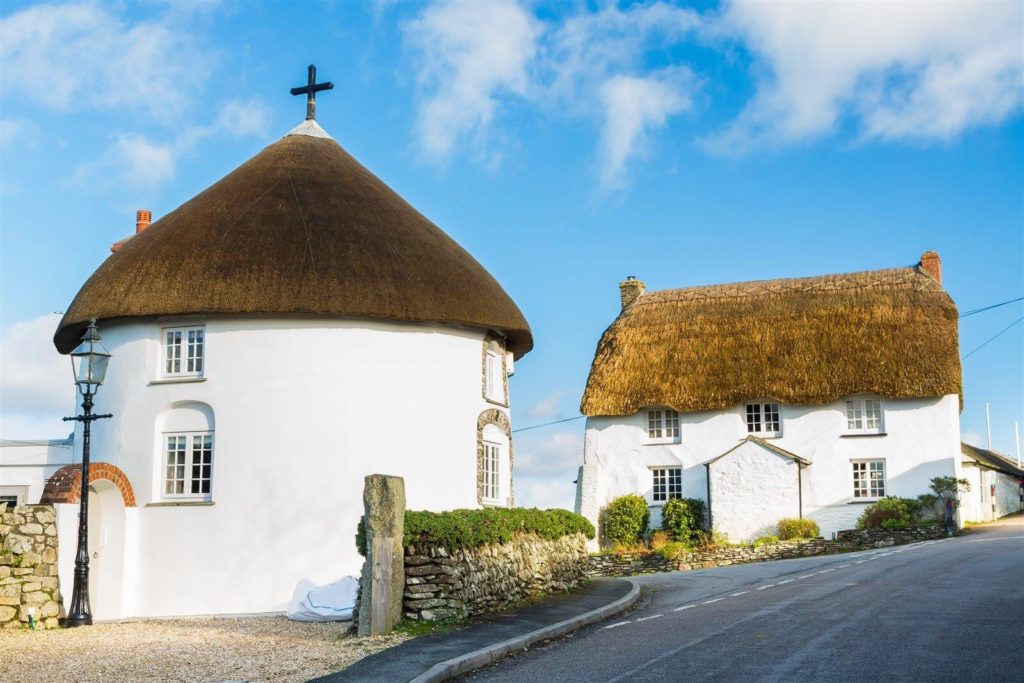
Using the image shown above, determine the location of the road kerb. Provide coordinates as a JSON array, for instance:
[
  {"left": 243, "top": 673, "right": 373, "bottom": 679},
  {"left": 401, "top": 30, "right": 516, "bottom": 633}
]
[{"left": 410, "top": 579, "right": 642, "bottom": 683}]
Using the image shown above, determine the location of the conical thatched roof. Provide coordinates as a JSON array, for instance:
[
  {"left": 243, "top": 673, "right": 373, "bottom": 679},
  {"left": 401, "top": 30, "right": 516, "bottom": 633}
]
[
  {"left": 581, "top": 265, "right": 961, "bottom": 417},
  {"left": 54, "top": 121, "right": 532, "bottom": 357}
]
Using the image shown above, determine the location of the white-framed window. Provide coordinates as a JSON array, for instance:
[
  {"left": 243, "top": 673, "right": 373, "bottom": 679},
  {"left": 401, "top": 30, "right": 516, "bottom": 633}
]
[
  {"left": 485, "top": 350, "right": 502, "bottom": 402},
  {"left": 852, "top": 459, "right": 886, "bottom": 500},
  {"left": 746, "top": 402, "right": 782, "bottom": 437},
  {"left": 482, "top": 441, "right": 500, "bottom": 502},
  {"left": 163, "top": 326, "right": 205, "bottom": 377},
  {"left": 163, "top": 432, "right": 214, "bottom": 498},
  {"left": 846, "top": 398, "right": 884, "bottom": 434},
  {"left": 646, "top": 408, "right": 680, "bottom": 443},
  {"left": 651, "top": 467, "right": 682, "bottom": 503},
  {"left": 0, "top": 486, "right": 28, "bottom": 507}
]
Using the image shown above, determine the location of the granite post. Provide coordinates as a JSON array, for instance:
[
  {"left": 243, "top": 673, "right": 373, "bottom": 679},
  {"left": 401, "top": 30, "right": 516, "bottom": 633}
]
[{"left": 357, "top": 474, "right": 405, "bottom": 636}]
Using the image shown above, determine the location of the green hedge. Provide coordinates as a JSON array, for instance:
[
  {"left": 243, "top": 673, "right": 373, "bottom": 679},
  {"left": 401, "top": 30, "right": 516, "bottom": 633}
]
[
  {"left": 603, "top": 494, "right": 650, "bottom": 546},
  {"left": 356, "top": 508, "right": 595, "bottom": 556},
  {"left": 661, "top": 498, "right": 706, "bottom": 543}
]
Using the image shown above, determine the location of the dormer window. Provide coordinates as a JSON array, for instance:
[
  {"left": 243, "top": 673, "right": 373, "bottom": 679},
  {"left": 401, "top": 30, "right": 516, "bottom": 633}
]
[
  {"left": 163, "top": 326, "right": 205, "bottom": 378},
  {"left": 746, "top": 402, "right": 782, "bottom": 438},
  {"left": 646, "top": 408, "right": 680, "bottom": 444},
  {"left": 846, "top": 398, "right": 884, "bottom": 434}
]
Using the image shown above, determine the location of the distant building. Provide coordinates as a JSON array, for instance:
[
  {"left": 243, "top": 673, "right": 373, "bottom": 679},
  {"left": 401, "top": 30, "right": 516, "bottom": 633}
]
[
  {"left": 960, "top": 443, "right": 1024, "bottom": 522},
  {"left": 575, "top": 252, "right": 964, "bottom": 543},
  {"left": 42, "top": 117, "right": 532, "bottom": 620}
]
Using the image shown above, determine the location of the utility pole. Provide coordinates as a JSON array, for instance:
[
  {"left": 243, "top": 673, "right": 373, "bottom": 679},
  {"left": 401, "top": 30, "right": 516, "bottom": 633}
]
[
  {"left": 985, "top": 403, "right": 992, "bottom": 450},
  {"left": 1015, "top": 420, "right": 1021, "bottom": 469}
]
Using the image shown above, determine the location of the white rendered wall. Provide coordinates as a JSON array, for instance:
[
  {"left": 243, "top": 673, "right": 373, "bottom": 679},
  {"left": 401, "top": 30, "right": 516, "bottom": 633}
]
[
  {"left": 0, "top": 439, "right": 75, "bottom": 504},
  {"left": 709, "top": 442, "right": 801, "bottom": 541},
  {"left": 962, "top": 466, "right": 1023, "bottom": 522},
  {"left": 69, "top": 316, "right": 514, "bottom": 618},
  {"left": 577, "top": 395, "right": 961, "bottom": 542}
]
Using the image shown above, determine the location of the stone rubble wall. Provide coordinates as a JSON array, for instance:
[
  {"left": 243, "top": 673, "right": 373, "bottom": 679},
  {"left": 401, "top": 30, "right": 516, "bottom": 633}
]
[
  {"left": 588, "top": 524, "right": 947, "bottom": 578},
  {"left": 0, "top": 504, "right": 63, "bottom": 629},
  {"left": 403, "top": 533, "right": 588, "bottom": 621}
]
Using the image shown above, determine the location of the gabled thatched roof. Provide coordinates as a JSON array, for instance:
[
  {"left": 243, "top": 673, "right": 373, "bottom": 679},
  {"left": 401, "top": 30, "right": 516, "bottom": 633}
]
[
  {"left": 54, "top": 121, "right": 532, "bottom": 357},
  {"left": 581, "top": 265, "right": 961, "bottom": 416}
]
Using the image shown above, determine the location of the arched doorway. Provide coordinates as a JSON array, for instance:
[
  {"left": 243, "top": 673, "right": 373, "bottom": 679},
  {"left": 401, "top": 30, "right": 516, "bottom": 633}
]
[{"left": 87, "top": 479, "right": 126, "bottom": 620}]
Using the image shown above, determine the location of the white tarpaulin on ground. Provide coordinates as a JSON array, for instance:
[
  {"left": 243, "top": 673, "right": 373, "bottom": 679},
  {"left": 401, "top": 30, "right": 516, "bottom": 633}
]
[{"left": 286, "top": 576, "right": 358, "bottom": 622}]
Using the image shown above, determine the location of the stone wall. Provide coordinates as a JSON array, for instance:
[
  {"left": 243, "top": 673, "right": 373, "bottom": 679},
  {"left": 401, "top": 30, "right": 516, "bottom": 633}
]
[
  {"left": 404, "top": 533, "right": 588, "bottom": 621},
  {"left": 834, "top": 524, "right": 947, "bottom": 547},
  {"left": 589, "top": 525, "right": 947, "bottom": 578},
  {"left": 0, "top": 504, "right": 63, "bottom": 629}
]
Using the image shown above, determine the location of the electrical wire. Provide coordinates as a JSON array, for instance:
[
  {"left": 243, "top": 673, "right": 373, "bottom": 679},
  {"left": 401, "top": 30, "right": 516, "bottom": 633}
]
[
  {"left": 961, "top": 315, "right": 1024, "bottom": 360},
  {"left": 511, "top": 415, "right": 585, "bottom": 433},
  {"left": 959, "top": 296, "right": 1024, "bottom": 318}
]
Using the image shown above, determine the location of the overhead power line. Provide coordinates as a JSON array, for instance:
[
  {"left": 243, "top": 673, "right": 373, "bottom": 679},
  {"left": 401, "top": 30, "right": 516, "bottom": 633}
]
[
  {"left": 959, "top": 296, "right": 1024, "bottom": 318},
  {"left": 962, "top": 316, "right": 1024, "bottom": 360},
  {"left": 512, "top": 415, "right": 585, "bottom": 433}
]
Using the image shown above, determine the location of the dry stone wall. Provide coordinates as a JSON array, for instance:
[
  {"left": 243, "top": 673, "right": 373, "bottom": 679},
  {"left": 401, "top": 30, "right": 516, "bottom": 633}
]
[
  {"left": 589, "top": 525, "right": 947, "bottom": 578},
  {"left": 0, "top": 504, "right": 63, "bottom": 629},
  {"left": 404, "top": 533, "right": 588, "bottom": 621}
]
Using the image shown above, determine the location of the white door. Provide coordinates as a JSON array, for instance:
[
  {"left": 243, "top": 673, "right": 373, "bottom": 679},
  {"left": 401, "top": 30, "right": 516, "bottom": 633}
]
[{"left": 86, "top": 482, "right": 126, "bottom": 620}]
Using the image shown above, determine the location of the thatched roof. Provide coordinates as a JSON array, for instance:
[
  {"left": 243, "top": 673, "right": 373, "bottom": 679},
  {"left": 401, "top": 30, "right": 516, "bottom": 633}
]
[
  {"left": 581, "top": 264, "right": 961, "bottom": 416},
  {"left": 54, "top": 121, "right": 532, "bottom": 357}
]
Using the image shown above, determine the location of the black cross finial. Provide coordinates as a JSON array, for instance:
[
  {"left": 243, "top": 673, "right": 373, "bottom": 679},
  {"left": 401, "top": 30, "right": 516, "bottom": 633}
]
[{"left": 290, "top": 64, "right": 334, "bottom": 121}]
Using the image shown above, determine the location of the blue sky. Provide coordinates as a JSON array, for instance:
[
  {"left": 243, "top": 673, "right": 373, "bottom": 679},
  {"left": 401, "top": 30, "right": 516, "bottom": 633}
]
[{"left": 1, "top": 1, "right": 1022, "bottom": 509}]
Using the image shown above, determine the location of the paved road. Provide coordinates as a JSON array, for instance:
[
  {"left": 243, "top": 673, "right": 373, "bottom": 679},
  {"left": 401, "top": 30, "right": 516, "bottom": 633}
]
[{"left": 465, "top": 516, "right": 1024, "bottom": 682}]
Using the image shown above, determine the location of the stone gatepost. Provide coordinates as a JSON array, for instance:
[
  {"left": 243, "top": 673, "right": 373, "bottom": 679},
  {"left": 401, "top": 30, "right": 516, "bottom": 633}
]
[{"left": 357, "top": 474, "right": 406, "bottom": 637}]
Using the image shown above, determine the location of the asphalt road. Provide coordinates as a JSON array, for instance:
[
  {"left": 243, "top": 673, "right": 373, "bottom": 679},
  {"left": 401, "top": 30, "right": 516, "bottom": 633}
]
[{"left": 465, "top": 516, "right": 1024, "bottom": 682}]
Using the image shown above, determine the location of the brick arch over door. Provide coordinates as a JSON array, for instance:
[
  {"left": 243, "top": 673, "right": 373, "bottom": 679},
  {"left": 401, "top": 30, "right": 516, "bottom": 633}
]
[
  {"left": 477, "top": 409, "right": 514, "bottom": 506},
  {"left": 41, "top": 462, "right": 137, "bottom": 507}
]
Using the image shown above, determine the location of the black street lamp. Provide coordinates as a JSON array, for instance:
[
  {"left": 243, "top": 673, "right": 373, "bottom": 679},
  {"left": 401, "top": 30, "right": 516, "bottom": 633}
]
[{"left": 62, "top": 318, "right": 112, "bottom": 627}]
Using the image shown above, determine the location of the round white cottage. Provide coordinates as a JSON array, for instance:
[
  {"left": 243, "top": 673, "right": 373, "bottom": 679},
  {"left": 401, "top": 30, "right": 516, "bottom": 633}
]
[{"left": 51, "top": 119, "right": 532, "bottom": 619}]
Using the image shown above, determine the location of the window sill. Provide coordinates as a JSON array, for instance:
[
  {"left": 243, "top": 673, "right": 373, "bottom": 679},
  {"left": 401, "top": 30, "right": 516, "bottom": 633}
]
[
  {"left": 748, "top": 433, "right": 783, "bottom": 439},
  {"left": 145, "top": 500, "right": 215, "bottom": 507},
  {"left": 644, "top": 439, "right": 680, "bottom": 446},
  {"left": 484, "top": 396, "right": 509, "bottom": 408},
  {"left": 847, "top": 500, "right": 880, "bottom": 505},
  {"left": 149, "top": 376, "right": 207, "bottom": 386},
  {"left": 841, "top": 432, "right": 887, "bottom": 438}
]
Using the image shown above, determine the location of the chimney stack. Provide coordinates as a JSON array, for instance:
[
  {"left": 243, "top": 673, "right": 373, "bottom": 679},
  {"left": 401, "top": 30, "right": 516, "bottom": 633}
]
[
  {"left": 919, "top": 250, "right": 941, "bottom": 285},
  {"left": 619, "top": 275, "right": 646, "bottom": 310},
  {"left": 136, "top": 209, "right": 152, "bottom": 234}
]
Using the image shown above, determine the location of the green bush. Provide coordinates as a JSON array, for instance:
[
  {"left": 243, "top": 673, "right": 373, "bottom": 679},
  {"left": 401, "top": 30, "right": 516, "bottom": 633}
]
[
  {"left": 776, "top": 518, "right": 820, "bottom": 540},
  {"left": 751, "top": 535, "right": 779, "bottom": 548},
  {"left": 880, "top": 517, "right": 908, "bottom": 530},
  {"left": 355, "top": 508, "right": 595, "bottom": 556},
  {"left": 603, "top": 495, "right": 650, "bottom": 546},
  {"left": 660, "top": 498, "right": 706, "bottom": 543},
  {"left": 856, "top": 497, "right": 913, "bottom": 530}
]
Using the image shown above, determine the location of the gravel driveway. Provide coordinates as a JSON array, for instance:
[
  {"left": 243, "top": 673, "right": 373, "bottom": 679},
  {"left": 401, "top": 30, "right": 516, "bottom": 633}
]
[{"left": 0, "top": 616, "right": 406, "bottom": 682}]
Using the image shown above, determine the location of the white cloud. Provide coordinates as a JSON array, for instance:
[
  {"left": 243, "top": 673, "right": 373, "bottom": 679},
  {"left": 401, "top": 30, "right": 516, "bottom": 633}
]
[
  {"left": 0, "top": 314, "right": 74, "bottom": 439},
  {"left": 528, "top": 390, "right": 567, "bottom": 420},
  {"left": 404, "top": 0, "right": 540, "bottom": 162},
  {"left": 0, "top": 2, "right": 214, "bottom": 123},
  {"left": 516, "top": 475, "right": 578, "bottom": 511},
  {"left": 598, "top": 69, "right": 693, "bottom": 189},
  {"left": 517, "top": 430, "right": 583, "bottom": 477},
  {"left": 961, "top": 430, "right": 985, "bottom": 448},
  {"left": 0, "top": 118, "right": 38, "bottom": 149},
  {"left": 707, "top": 0, "right": 1024, "bottom": 153},
  {"left": 71, "top": 99, "right": 270, "bottom": 188}
]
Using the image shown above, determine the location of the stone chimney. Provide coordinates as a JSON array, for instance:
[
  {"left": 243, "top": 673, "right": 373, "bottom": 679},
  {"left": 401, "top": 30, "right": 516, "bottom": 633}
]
[
  {"left": 919, "top": 251, "right": 941, "bottom": 285},
  {"left": 135, "top": 209, "right": 152, "bottom": 234},
  {"left": 619, "top": 276, "right": 646, "bottom": 310}
]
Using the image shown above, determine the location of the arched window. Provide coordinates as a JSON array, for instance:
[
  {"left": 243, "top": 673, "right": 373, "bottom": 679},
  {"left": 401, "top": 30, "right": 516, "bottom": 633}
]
[
  {"left": 156, "top": 402, "right": 215, "bottom": 501},
  {"left": 477, "top": 409, "right": 512, "bottom": 506}
]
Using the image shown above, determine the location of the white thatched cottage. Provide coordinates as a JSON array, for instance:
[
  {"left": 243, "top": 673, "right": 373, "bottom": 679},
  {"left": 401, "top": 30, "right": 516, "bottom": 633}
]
[
  {"left": 575, "top": 253, "right": 964, "bottom": 543},
  {"left": 42, "top": 118, "right": 531, "bottom": 619}
]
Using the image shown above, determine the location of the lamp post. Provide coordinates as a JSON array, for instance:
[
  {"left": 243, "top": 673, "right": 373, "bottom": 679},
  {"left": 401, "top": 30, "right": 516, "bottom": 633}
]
[{"left": 62, "top": 318, "right": 112, "bottom": 627}]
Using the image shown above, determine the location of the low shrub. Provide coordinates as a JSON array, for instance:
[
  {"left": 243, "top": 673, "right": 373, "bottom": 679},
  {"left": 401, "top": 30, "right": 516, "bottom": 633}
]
[
  {"left": 649, "top": 530, "right": 670, "bottom": 551},
  {"left": 656, "top": 540, "right": 691, "bottom": 560},
  {"left": 355, "top": 507, "right": 596, "bottom": 556},
  {"left": 880, "top": 517, "right": 909, "bottom": 530},
  {"left": 751, "top": 535, "right": 779, "bottom": 548},
  {"left": 603, "top": 495, "right": 650, "bottom": 546},
  {"left": 915, "top": 494, "right": 942, "bottom": 521},
  {"left": 856, "top": 497, "right": 912, "bottom": 530},
  {"left": 661, "top": 498, "right": 706, "bottom": 543},
  {"left": 777, "top": 518, "right": 820, "bottom": 540}
]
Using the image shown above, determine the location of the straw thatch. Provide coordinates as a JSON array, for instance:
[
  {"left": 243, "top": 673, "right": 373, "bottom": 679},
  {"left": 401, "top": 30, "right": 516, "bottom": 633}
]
[
  {"left": 54, "top": 125, "right": 532, "bottom": 357},
  {"left": 581, "top": 266, "right": 961, "bottom": 416}
]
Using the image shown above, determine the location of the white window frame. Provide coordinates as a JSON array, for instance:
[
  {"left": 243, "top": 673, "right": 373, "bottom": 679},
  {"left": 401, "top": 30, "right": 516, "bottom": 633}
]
[
  {"left": 645, "top": 408, "right": 680, "bottom": 444},
  {"left": 485, "top": 350, "right": 503, "bottom": 403},
  {"left": 0, "top": 485, "right": 28, "bottom": 508},
  {"left": 851, "top": 459, "right": 886, "bottom": 501},
  {"left": 651, "top": 467, "right": 682, "bottom": 503},
  {"left": 162, "top": 325, "right": 205, "bottom": 378},
  {"left": 745, "top": 401, "right": 782, "bottom": 438},
  {"left": 846, "top": 397, "right": 884, "bottom": 434},
  {"left": 482, "top": 441, "right": 500, "bottom": 503},
  {"left": 162, "top": 431, "right": 214, "bottom": 500}
]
